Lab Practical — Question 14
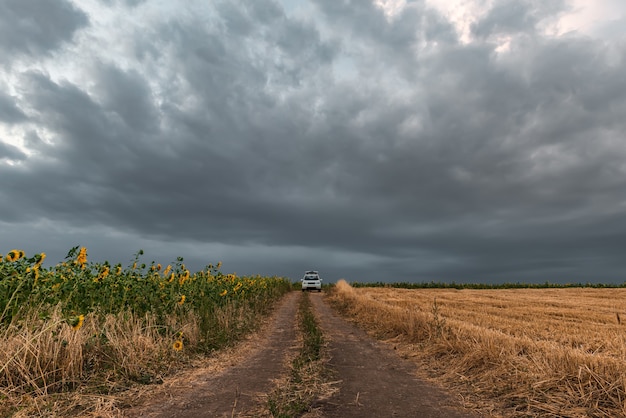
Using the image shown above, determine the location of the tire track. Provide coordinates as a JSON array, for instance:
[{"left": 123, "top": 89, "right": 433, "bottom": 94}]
[
  {"left": 309, "top": 293, "right": 479, "bottom": 417},
  {"left": 124, "top": 291, "right": 301, "bottom": 418}
]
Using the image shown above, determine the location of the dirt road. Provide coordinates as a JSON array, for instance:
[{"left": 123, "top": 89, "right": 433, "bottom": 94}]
[{"left": 124, "top": 291, "right": 478, "bottom": 417}]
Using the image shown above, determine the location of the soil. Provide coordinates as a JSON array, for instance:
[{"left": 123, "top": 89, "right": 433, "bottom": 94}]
[{"left": 122, "top": 291, "right": 481, "bottom": 417}]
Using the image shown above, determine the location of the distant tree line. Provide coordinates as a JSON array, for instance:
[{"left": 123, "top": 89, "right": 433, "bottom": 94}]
[{"left": 348, "top": 281, "right": 626, "bottom": 289}]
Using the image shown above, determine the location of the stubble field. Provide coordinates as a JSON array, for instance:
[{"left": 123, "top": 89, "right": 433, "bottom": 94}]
[{"left": 328, "top": 281, "right": 626, "bottom": 417}]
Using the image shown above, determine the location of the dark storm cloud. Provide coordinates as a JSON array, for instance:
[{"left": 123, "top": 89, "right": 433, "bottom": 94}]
[
  {"left": 92, "top": 65, "right": 159, "bottom": 133},
  {"left": 0, "top": 0, "right": 88, "bottom": 59},
  {"left": 2, "top": 0, "right": 626, "bottom": 282}
]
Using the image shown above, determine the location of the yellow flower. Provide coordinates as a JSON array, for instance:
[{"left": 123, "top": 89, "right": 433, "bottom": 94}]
[
  {"left": 163, "top": 265, "right": 171, "bottom": 276},
  {"left": 116, "top": 265, "right": 122, "bottom": 275},
  {"left": 216, "top": 261, "right": 222, "bottom": 269},
  {"left": 179, "top": 270, "right": 190, "bottom": 285},
  {"left": 220, "top": 289, "right": 228, "bottom": 297},
  {"left": 71, "top": 315, "right": 85, "bottom": 331},
  {"left": 177, "top": 295, "right": 186, "bottom": 305},
  {"left": 76, "top": 247, "right": 87, "bottom": 268},
  {"left": 6, "top": 249, "right": 25, "bottom": 262},
  {"left": 94, "top": 266, "right": 109, "bottom": 282},
  {"left": 156, "top": 264, "right": 162, "bottom": 271},
  {"left": 173, "top": 340, "right": 183, "bottom": 351},
  {"left": 34, "top": 252, "right": 46, "bottom": 269}
]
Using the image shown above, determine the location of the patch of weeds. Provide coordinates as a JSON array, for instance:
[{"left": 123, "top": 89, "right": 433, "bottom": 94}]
[
  {"left": 430, "top": 297, "right": 448, "bottom": 339},
  {"left": 267, "top": 293, "right": 332, "bottom": 417}
]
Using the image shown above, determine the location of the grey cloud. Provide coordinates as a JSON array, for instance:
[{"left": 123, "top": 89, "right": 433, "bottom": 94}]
[
  {"left": 310, "top": 0, "right": 458, "bottom": 82},
  {"left": 92, "top": 64, "right": 159, "bottom": 133},
  {"left": 0, "top": 0, "right": 88, "bottom": 59},
  {"left": 20, "top": 71, "right": 122, "bottom": 161},
  {"left": 0, "top": 91, "right": 27, "bottom": 122},
  {"left": 0, "top": 140, "right": 26, "bottom": 161},
  {"left": 23, "top": 130, "right": 47, "bottom": 150},
  {"left": 2, "top": 0, "right": 626, "bottom": 282},
  {"left": 96, "top": 0, "right": 146, "bottom": 7},
  {"left": 471, "top": 0, "right": 569, "bottom": 38},
  {"left": 312, "top": 0, "right": 457, "bottom": 47}
]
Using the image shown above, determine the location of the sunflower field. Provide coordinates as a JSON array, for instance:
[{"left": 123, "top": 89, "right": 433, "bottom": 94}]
[{"left": 0, "top": 247, "right": 292, "bottom": 416}]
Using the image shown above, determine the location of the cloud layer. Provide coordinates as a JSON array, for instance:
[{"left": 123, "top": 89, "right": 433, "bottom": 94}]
[{"left": 2, "top": 0, "right": 626, "bottom": 283}]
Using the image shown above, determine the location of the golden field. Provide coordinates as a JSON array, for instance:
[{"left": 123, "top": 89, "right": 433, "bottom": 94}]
[{"left": 328, "top": 281, "right": 626, "bottom": 417}]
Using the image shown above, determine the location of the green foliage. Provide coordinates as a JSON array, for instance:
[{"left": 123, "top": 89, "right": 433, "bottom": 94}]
[{"left": 0, "top": 247, "right": 292, "bottom": 344}]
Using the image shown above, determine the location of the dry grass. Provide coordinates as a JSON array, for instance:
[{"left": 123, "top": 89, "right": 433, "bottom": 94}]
[
  {"left": 328, "top": 280, "right": 626, "bottom": 417},
  {"left": 0, "top": 308, "right": 188, "bottom": 417},
  {"left": 0, "top": 302, "right": 276, "bottom": 417}
]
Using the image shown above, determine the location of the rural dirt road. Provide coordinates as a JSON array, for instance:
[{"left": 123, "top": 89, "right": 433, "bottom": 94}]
[{"left": 123, "top": 291, "right": 479, "bottom": 417}]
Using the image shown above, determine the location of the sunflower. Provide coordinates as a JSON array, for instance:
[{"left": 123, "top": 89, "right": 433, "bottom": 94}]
[
  {"left": 173, "top": 340, "right": 183, "bottom": 351},
  {"left": 100, "top": 266, "right": 109, "bottom": 279},
  {"left": 6, "top": 249, "right": 25, "bottom": 262},
  {"left": 220, "top": 289, "right": 228, "bottom": 297},
  {"left": 75, "top": 247, "right": 88, "bottom": 268},
  {"left": 94, "top": 266, "right": 109, "bottom": 282},
  {"left": 71, "top": 315, "right": 85, "bottom": 331},
  {"left": 179, "top": 270, "right": 190, "bottom": 285},
  {"left": 34, "top": 252, "right": 46, "bottom": 269},
  {"left": 177, "top": 295, "right": 186, "bottom": 305}
]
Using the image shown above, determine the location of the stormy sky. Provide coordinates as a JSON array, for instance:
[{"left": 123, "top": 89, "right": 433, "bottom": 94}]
[{"left": 1, "top": 0, "right": 626, "bottom": 283}]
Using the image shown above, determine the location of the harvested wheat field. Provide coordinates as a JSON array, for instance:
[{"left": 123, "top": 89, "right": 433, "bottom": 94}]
[{"left": 328, "top": 280, "right": 626, "bottom": 417}]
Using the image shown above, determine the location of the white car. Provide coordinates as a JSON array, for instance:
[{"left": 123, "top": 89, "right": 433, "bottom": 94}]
[{"left": 301, "top": 270, "right": 322, "bottom": 292}]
